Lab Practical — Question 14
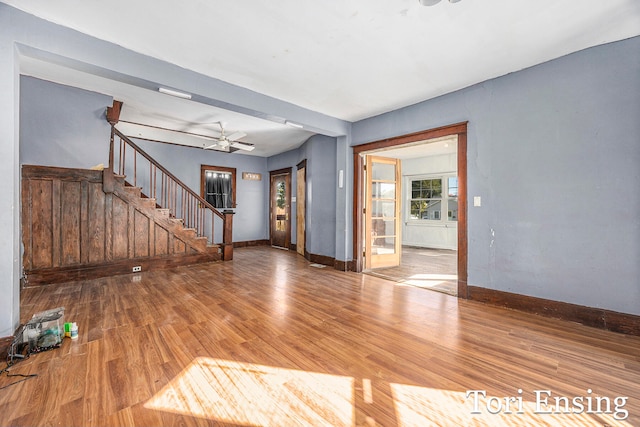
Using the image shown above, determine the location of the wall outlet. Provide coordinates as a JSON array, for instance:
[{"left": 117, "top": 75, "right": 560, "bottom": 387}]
[{"left": 132, "top": 266, "right": 142, "bottom": 272}]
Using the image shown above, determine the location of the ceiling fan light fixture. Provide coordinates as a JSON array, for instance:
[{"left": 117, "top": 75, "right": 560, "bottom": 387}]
[
  {"left": 158, "top": 87, "right": 192, "bottom": 100},
  {"left": 231, "top": 142, "right": 255, "bottom": 151}
]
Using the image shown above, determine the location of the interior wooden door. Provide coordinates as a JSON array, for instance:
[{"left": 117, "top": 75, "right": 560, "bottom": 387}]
[
  {"left": 365, "top": 155, "right": 401, "bottom": 269},
  {"left": 296, "top": 162, "right": 306, "bottom": 256},
  {"left": 270, "top": 169, "right": 291, "bottom": 249}
]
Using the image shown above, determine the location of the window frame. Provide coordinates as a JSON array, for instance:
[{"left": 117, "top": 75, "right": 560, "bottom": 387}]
[
  {"left": 200, "top": 165, "right": 237, "bottom": 209},
  {"left": 407, "top": 173, "right": 458, "bottom": 224}
]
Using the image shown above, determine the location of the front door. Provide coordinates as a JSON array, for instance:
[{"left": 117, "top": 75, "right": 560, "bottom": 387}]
[
  {"left": 365, "top": 155, "right": 401, "bottom": 269},
  {"left": 270, "top": 169, "right": 291, "bottom": 249}
]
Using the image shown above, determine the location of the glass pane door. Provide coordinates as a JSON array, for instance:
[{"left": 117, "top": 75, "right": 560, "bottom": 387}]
[{"left": 365, "top": 156, "right": 401, "bottom": 269}]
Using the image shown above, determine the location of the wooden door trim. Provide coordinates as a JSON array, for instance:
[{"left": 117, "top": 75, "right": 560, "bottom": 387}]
[
  {"left": 353, "top": 122, "right": 468, "bottom": 298},
  {"left": 200, "top": 165, "right": 237, "bottom": 208},
  {"left": 269, "top": 167, "right": 292, "bottom": 249},
  {"left": 296, "top": 160, "right": 307, "bottom": 257}
]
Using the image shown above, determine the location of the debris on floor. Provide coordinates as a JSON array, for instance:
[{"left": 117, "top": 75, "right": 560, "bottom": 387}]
[{"left": 2, "top": 307, "right": 66, "bottom": 391}]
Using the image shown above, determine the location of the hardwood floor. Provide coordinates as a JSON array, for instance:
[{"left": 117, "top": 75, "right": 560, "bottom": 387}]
[
  {"left": 366, "top": 247, "right": 458, "bottom": 296},
  {"left": 1, "top": 246, "right": 639, "bottom": 426}
]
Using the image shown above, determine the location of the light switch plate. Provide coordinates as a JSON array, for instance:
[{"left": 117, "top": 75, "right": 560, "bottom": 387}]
[{"left": 474, "top": 196, "right": 482, "bottom": 207}]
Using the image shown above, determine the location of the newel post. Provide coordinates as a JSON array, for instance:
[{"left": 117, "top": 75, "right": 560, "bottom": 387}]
[
  {"left": 103, "top": 101, "right": 122, "bottom": 194},
  {"left": 103, "top": 126, "right": 116, "bottom": 193},
  {"left": 222, "top": 210, "right": 234, "bottom": 261}
]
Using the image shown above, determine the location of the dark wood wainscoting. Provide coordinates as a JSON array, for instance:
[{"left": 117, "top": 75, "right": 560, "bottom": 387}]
[{"left": 21, "top": 166, "right": 219, "bottom": 286}]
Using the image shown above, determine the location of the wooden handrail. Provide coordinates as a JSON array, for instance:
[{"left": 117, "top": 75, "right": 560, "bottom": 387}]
[
  {"left": 112, "top": 127, "right": 224, "bottom": 219},
  {"left": 108, "top": 126, "right": 231, "bottom": 252}
]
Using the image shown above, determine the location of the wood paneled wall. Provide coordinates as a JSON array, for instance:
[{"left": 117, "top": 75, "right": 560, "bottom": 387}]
[{"left": 21, "top": 166, "right": 219, "bottom": 286}]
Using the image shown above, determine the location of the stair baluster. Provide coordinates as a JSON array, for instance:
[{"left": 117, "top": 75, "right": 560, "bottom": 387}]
[{"left": 107, "top": 126, "right": 233, "bottom": 260}]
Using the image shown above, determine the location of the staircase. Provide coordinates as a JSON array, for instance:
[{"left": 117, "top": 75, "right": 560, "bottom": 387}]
[
  {"left": 20, "top": 126, "right": 233, "bottom": 287},
  {"left": 113, "top": 175, "right": 219, "bottom": 256},
  {"left": 106, "top": 126, "right": 234, "bottom": 261}
]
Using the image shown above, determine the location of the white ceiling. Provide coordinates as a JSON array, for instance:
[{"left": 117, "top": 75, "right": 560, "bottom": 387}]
[
  {"left": 19, "top": 54, "right": 317, "bottom": 157},
  {"left": 7, "top": 0, "right": 640, "bottom": 156}
]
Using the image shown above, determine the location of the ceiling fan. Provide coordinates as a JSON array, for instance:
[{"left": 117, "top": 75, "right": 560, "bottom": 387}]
[{"left": 203, "top": 122, "right": 254, "bottom": 153}]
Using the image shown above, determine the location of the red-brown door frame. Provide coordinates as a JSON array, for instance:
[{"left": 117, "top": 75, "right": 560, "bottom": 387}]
[
  {"left": 269, "top": 167, "right": 292, "bottom": 249},
  {"left": 353, "top": 122, "right": 468, "bottom": 298}
]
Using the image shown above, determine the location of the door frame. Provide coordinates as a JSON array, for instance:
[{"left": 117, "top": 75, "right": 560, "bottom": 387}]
[
  {"left": 296, "top": 160, "right": 307, "bottom": 257},
  {"left": 269, "top": 167, "right": 292, "bottom": 249},
  {"left": 353, "top": 122, "right": 468, "bottom": 298}
]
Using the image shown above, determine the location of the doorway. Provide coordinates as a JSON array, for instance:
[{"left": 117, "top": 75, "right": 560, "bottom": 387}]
[
  {"left": 353, "top": 122, "right": 468, "bottom": 298},
  {"left": 367, "top": 247, "right": 459, "bottom": 296},
  {"left": 270, "top": 168, "right": 292, "bottom": 249}
]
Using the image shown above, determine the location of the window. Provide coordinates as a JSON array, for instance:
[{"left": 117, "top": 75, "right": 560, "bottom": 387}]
[
  {"left": 409, "top": 175, "right": 457, "bottom": 222},
  {"left": 200, "top": 165, "right": 236, "bottom": 209}
]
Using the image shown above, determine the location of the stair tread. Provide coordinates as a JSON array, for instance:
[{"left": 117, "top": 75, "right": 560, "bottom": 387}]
[{"left": 107, "top": 171, "right": 225, "bottom": 260}]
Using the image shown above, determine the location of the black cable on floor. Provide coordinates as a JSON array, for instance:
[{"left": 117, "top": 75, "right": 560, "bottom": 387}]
[
  {"left": 0, "top": 360, "right": 38, "bottom": 391},
  {"left": 0, "top": 371, "right": 38, "bottom": 391}
]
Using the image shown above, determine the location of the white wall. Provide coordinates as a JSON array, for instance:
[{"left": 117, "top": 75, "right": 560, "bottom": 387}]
[{"left": 402, "top": 153, "right": 457, "bottom": 250}]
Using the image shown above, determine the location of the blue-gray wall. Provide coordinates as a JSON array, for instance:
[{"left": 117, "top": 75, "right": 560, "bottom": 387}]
[
  {"left": 19, "top": 75, "right": 339, "bottom": 256},
  {"left": 20, "top": 76, "right": 112, "bottom": 168},
  {"left": 2, "top": 2, "right": 638, "bottom": 338},
  {"left": 306, "top": 135, "right": 338, "bottom": 258},
  {"left": 267, "top": 134, "right": 338, "bottom": 258},
  {"left": 352, "top": 36, "right": 640, "bottom": 315},
  {"left": 19, "top": 76, "right": 271, "bottom": 244},
  {"left": 134, "top": 138, "right": 269, "bottom": 243}
]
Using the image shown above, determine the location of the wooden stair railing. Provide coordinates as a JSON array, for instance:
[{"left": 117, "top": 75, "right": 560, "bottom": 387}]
[{"left": 105, "top": 126, "right": 234, "bottom": 260}]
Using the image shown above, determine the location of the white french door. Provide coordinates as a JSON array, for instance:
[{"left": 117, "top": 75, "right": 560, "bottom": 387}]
[{"left": 364, "top": 155, "right": 401, "bottom": 269}]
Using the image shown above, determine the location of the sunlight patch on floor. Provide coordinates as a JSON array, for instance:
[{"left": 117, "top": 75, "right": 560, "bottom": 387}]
[
  {"left": 408, "top": 273, "right": 457, "bottom": 280},
  {"left": 401, "top": 273, "right": 457, "bottom": 289},
  {"left": 402, "top": 279, "right": 447, "bottom": 288},
  {"left": 365, "top": 271, "right": 458, "bottom": 296},
  {"left": 145, "top": 357, "right": 354, "bottom": 426},
  {"left": 390, "top": 273, "right": 457, "bottom": 292}
]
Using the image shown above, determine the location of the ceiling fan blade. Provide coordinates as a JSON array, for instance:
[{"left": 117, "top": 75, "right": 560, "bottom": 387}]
[
  {"left": 203, "top": 143, "right": 219, "bottom": 150},
  {"left": 230, "top": 141, "right": 255, "bottom": 151},
  {"left": 226, "top": 131, "right": 247, "bottom": 141}
]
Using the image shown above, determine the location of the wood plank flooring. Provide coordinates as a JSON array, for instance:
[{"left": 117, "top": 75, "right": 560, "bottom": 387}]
[
  {"left": 1, "top": 246, "right": 639, "bottom": 426},
  {"left": 366, "top": 247, "right": 458, "bottom": 296}
]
